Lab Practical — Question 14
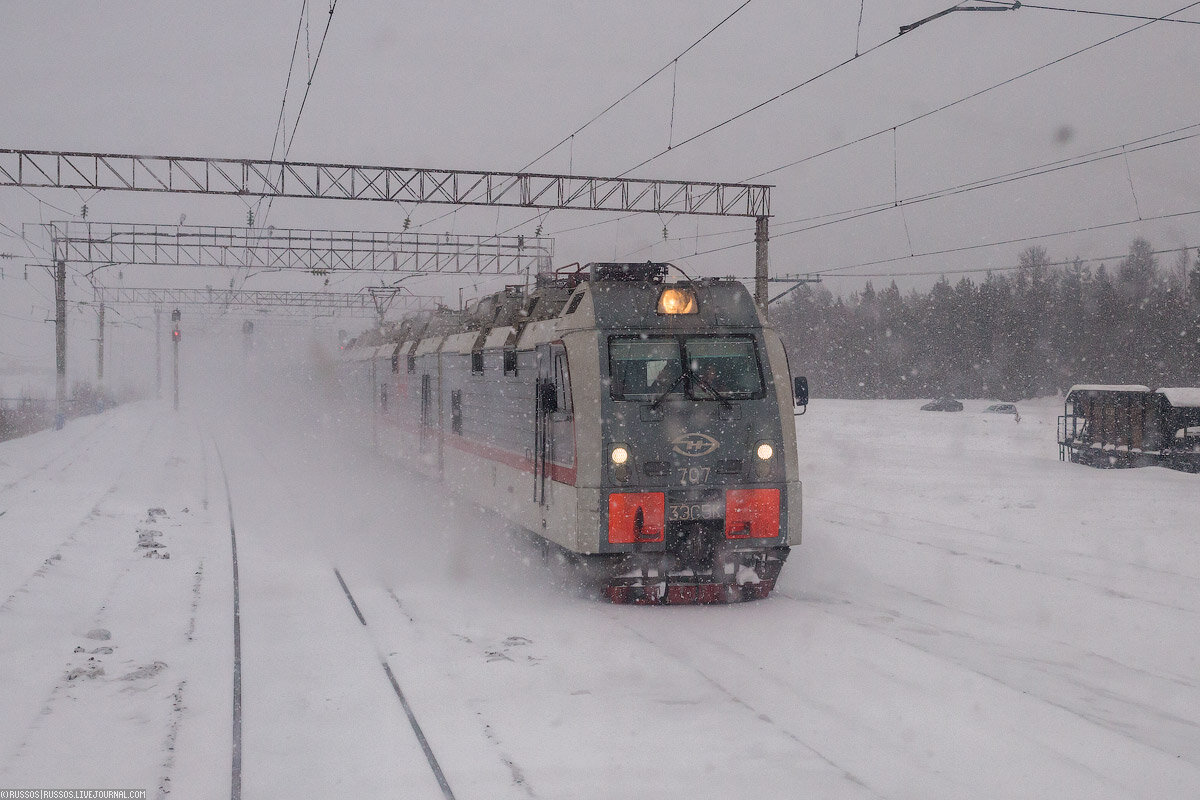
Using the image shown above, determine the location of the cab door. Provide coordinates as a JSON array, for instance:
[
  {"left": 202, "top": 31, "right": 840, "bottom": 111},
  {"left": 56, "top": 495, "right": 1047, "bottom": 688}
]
[
  {"left": 533, "top": 343, "right": 553, "bottom": 506},
  {"left": 534, "top": 343, "right": 573, "bottom": 509}
]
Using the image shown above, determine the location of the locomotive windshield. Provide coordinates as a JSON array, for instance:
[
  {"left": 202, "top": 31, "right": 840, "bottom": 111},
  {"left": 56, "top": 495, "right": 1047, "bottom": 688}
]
[
  {"left": 609, "top": 338, "right": 684, "bottom": 401},
  {"left": 609, "top": 335, "right": 763, "bottom": 401}
]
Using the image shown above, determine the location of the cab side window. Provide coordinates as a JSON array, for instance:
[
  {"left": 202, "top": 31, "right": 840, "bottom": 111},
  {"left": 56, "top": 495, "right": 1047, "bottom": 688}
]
[{"left": 553, "top": 351, "right": 572, "bottom": 414}]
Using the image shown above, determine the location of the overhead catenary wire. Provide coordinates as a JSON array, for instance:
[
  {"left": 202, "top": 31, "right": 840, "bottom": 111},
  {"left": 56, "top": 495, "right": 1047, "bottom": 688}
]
[
  {"left": 614, "top": 29, "right": 906, "bottom": 179},
  {"left": 855, "top": 0, "right": 867, "bottom": 56},
  {"left": 623, "top": 120, "right": 1200, "bottom": 258},
  {"left": 493, "top": 3, "right": 906, "bottom": 240},
  {"left": 1122, "top": 146, "right": 1143, "bottom": 220},
  {"left": 545, "top": 1, "right": 1198, "bottom": 247},
  {"left": 675, "top": 204, "right": 1200, "bottom": 268},
  {"left": 254, "top": 0, "right": 310, "bottom": 220},
  {"left": 768, "top": 242, "right": 1197, "bottom": 302},
  {"left": 260, "top": 0, "right": 341, "bottom": 230},
  {"left": 15, "top": 188, "right": 75, "bottom": 223},
  {"left": 975, "top": 0, "right": 1200, "bottom": 25},
  {"left": 767, "top": 126, "right": 1200, "bottom": 239},
  {"left": 827, "top": 244, "right": 1196, "bottom": 279},
  {"left": 417, "top": 0, "right": 759, "bottom": 236},
  {"left": 805, "top": 208, "right": 1200, "bottom": 278},
  {"left": 515, "top": 0, "right": 758, "bottom": 174},
  {"left": 0, "top": 308, "right": 48, "bottom": 325},
  {"left": 746, "top": 0, "right": 1200, "bottom": 182}
]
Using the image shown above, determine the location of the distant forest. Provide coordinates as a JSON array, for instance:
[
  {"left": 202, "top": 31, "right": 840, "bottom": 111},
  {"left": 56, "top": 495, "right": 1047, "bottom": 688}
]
[{"left": 773, "top": 238, "right": 1200, "bottom": 400}]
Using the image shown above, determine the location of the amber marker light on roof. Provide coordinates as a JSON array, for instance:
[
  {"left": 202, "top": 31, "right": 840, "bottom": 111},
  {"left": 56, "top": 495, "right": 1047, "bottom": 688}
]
[{"left": 657, "top": 288, "right": 698, "bottom": 315}]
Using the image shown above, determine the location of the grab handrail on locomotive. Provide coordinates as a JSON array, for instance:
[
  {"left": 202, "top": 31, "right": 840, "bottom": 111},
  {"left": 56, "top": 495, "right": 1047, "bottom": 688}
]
[
  {"left": 336, "top": 262, "right": 810, "bottom": 604},
  {"left": 1058, "top": 385, "right": 1200, "bottom": 473}
]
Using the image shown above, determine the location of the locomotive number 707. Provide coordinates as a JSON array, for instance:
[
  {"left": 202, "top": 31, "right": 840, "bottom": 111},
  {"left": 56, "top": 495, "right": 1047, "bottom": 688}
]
[{"left": 676, "top": 466, "right": 711, "bottom": 486}]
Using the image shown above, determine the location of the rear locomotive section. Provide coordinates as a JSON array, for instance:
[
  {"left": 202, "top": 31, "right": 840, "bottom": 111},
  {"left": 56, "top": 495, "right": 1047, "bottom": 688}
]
[{"left": 337, "top": 262, "right": 808, "bottom": 604}]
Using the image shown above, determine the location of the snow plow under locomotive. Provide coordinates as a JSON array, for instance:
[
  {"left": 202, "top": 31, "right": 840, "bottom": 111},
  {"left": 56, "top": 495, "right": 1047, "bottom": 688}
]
[{"left": 337, "top": 262, "right": 809, "bottom": 604}]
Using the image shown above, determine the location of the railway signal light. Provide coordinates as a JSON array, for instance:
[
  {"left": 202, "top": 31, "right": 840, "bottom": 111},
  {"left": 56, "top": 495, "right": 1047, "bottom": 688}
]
[{"left": 169, "top": 308, "right": 182, "bottom": 411}]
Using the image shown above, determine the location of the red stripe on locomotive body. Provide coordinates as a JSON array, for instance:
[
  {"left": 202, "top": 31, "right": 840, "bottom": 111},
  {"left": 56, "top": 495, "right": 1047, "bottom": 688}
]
[
  {"left": 378, "top": 414, "right": 578, "bottom": 486},
  {"left": 447, "top": 431, "right": 578, "bottom": 486}
]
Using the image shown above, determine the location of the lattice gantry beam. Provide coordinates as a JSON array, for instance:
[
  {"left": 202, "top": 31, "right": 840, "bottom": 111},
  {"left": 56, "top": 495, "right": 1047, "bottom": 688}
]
[
  {"left": 93, "top": 286, "right": 439, "bottom": 317},
  {"left": 0, "top": 149, "right": 770, "bottom": 217},
  {"left": 39, "top": 221, "right": 551, "bottom": 275}
]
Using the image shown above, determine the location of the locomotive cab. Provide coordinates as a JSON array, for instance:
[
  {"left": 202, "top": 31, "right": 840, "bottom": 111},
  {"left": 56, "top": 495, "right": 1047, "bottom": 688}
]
[{"left": 576, "top": 263, "right": 803, "bottom": 602}]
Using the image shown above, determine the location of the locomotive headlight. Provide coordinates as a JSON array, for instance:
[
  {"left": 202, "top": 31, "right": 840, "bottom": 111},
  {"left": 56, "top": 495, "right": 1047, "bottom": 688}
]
[
  {"left": 756, "top": 442, "right": 774, "bottom": 461},
  {"left": 611, "top": 446, "right": 630, "bottom": 465},
  {"left": 657, "top": 288, "right": 698, "bottom": 315}
]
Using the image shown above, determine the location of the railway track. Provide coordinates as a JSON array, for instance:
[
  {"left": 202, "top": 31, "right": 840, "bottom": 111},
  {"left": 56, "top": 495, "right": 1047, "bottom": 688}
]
[
  {"left": 0, "top": 411, "right": 221, "bottom": 794},
  {"left": 0, "top": 418, "right": 158, "bottom": 612},
  {"left": 0, "top": 411, "right": 119, "bottom": 495},
  {"left": 212, "top": 440, "right": 244, "bottom": 800},
  {"left": 333, "top": 568, "right": 457, "bottom": 800}
]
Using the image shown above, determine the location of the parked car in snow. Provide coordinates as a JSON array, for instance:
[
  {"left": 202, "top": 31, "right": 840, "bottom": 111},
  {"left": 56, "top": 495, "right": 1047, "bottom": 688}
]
[
  {"left": 921, "top": 397, "right": 963, "bottom": 412},
  {"left": 984, "top": 403, "right": 1018, "bottom": 415}
]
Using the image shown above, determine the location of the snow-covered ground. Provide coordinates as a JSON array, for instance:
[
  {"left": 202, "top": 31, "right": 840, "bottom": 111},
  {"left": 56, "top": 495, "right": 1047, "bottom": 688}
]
[{"left": 1, "top": 368, "right": 1197, "bottom": 799}]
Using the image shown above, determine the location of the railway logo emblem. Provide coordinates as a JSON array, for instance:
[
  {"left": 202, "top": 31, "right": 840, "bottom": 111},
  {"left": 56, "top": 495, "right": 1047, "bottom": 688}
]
[{"left": 671, "top": 432, "right": 719, "bottom": 457}]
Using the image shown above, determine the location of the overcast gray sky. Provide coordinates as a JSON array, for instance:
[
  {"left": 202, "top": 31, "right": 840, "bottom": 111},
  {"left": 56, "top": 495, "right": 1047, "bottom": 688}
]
[{"left": 2, "top": 0, "right": 1198, "bottom": 381}]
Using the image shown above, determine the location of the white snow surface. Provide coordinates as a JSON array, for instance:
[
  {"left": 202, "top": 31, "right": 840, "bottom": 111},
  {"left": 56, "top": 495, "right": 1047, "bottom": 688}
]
[
  {"left": 1158, "top": 387, "right": 1200, "bottom": 408},
  {"left": 1065, "top": 384, "right": 1151, "bottom": 394},
  {"left": 1, "top": 375, "right": 1198, "bottom": 799}
]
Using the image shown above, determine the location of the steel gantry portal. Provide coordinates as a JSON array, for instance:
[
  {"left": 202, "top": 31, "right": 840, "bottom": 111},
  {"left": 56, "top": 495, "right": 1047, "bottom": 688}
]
[
  {"left": 89, "top": 286, "right": 437, "bottom": 399},
  {"left": 0, "top": 148, "right": 770, "bottom": 217},
  {"left": 92, "top": 286, "right": 439, "bottom": 317},
  {"left": 40, "top": 221, "right": 552, "bottom": 276},
  {"left": 33, "top": 220, "right": 551, "bottom": 423},
  {"left": 2, "top": 147, "right": 773, "bottom": 422},
  {"left": 1, "top": 148, "right": 772, "bottom": 305}
]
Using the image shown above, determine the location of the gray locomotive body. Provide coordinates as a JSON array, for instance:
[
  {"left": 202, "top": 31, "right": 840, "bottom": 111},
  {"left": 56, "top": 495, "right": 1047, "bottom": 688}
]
[{"left": 338, "top": 263, "right": 804, "bottom": 603}]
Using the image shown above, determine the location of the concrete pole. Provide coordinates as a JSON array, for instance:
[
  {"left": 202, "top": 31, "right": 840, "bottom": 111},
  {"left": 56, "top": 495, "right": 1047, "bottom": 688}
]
[
  {"left": 172, "top": 320, "right": 180, "bottom": 411},
  {"left": 171, "top": 309, "right": 181, "bottom": 411},
  {"left": 96, "top": 302, "right": 105, "bottom": 383},
  {"left": 54, "top": 261, "right": 67, "bottom": 430},
  {"left": 754, "top": 216, "right": 770, "bottom": 318},
  {"left": 155, "top": 308, "right": 162, "bottom": 399}
]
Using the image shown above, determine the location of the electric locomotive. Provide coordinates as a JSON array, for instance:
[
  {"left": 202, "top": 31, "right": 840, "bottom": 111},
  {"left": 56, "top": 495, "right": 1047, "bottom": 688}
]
[{"left": 337, "top": 262, "right": 809, "bottom": 603}]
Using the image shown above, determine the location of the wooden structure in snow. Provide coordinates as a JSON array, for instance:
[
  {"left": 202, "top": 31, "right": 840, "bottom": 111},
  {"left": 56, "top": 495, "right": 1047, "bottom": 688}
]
[{"left": 1058, "top": 385, "right": 1200, "bottom": 472}]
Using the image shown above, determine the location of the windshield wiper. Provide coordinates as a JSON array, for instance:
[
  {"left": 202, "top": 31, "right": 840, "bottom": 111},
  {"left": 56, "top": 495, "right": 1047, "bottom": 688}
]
[
  {"left": 649, "top": 371, "right": 687, "bottom": 410},
  {"left": 689, "top": 373, "right": 734, "bottom": 409}
]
